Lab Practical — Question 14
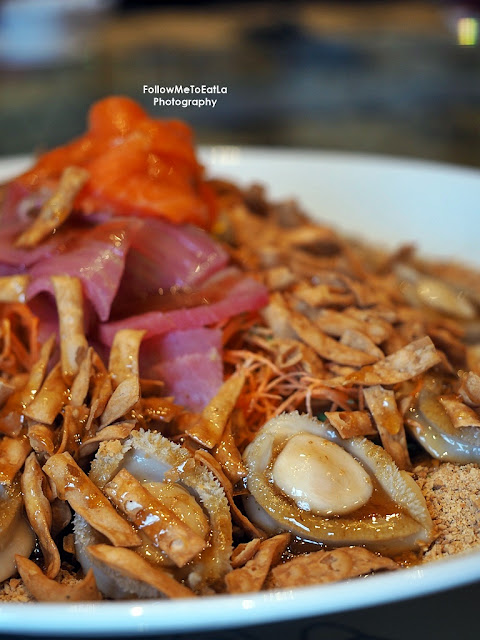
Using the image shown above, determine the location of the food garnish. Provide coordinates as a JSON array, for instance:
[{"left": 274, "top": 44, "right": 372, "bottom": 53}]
[{"left": 1, "top": 96, "right": 480, "bottom": 603}]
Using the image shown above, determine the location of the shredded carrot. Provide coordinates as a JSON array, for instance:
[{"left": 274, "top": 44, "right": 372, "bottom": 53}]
[{"left": 223, "top": 336, "right": 358, "bottom": 448}]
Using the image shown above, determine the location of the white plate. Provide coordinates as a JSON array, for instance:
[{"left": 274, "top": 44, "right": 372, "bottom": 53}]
[{"left": 1, "top": 148, "right": 480, "bottom": 637}]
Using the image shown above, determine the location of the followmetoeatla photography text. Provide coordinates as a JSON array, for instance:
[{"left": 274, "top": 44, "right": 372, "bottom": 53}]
[{"left": 143, "top": 84, "right": 228, "bottom": 108}]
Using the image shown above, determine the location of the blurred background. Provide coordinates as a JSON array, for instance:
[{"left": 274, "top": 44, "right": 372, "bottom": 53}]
[{"left": 0, "top": 0, "right": 479, "bottom": 167}]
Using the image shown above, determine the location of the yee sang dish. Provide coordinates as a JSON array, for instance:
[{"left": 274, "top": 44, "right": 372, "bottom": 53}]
[{"left": 0, "top": 96, "right": 480, "bottom": 602}]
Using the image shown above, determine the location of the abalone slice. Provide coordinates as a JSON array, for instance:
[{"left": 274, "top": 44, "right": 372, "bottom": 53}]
[
  {"left": 407, "top": 375, "right": 480, "bottom": 463},
  {"left": 243, "top": 412, "right": 432, "bottom": 555},
  {"left": 74, "top": 429, "right": 232, "bottom": 597}
]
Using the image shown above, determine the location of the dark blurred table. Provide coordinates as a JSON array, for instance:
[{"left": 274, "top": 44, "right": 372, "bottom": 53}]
[{"left": 1, "top": 2, "right": 480, "bottom": 168}]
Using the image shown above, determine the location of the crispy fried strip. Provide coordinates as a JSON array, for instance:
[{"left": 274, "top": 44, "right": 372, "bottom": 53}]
[
  {"left": 0, "top": 275, "right": 30, "bottom": 303},
  {"left": 288, "top": 308, "right": 379, "bottom": 367},
  {"left": 340, "top": 328, "right": 384, "bottom": 359},
  {"left": 137, "top": 396, "right": 183, "bottom": 426},
  {"left": 1, "top": 302, "right": 39, "bottom": 369},
  {"left": 363, "top": 385, "right": 411, "bottom": 470},
  {"left": 19, "top": 333, "right": 56, "bottom": 406},
  {"left": 70, "top": 347, "right": 92, "bottom": 407},
  {"left": 140, "top": 378, "right": 165, "bottom": 396},
  {"left": 108, "top": 329, "right": 145, "bottom": 388},
  {"left": 0, "top": 379, "right": 14, "bottom": 409},
  {"left": 269, "top": 546, "right": 397, "bottom": 589},
  {"left": 467, "top": 345, "right": 480, "bottom": 375},
  {"left": 15, "top": 166, "right": 90, "bottom": 249},
  {"left": 325, "top": 411, "right": 376, "bottom": 439},
  {"left": 263, "top": 266, "right": 296, "bottom": 291},
  {"left": 340, "top": 336, "right": 441, "bottom": 386},
  {"left": 51, "top": 498, "right": 72, "bottom": 536},
  {"left": 28, "top": 424, "right": 55, "bottom": 457},
  {"left": 77, "top": 421, "right": 136, "bottom": 459},
  {"left": 100, "top": 376, "right": 140, "bottom": 427},
  {"left": 89, "top": 352, "right": 113, "bottom": 421},
  {"left": 87, "top": 544, "right": 196, "bottom": 599},
  {"left": 261, "top": 292, "right": 297, "bottom": 340},
  {"left": 438, "top": 395, "right": 480, "bottom": 428},
  {"left": 212, "top": 420, "right": 247, "bottom": 484},
  {"left": 315, "top": 308, "right": 392, "bottom": 344},
  {"left": 0, "top": 318, "right": 10, "bottom": 364},
  {"left": 187, "top": 369, "right": 246, "bottom": 449},
  {"left": 23, "top": 363, "right": 68, "bottom": 425},
  {"left": 293, "top": 282, "right": 355, "bottom": 308},
  {"left": 363, "top": 386, "right": 403, "bottom": 436},
  {"left": 0, "top": 434, "right": 31, "bottom": 484},
  {"left": 21, "top": 452, "right": 60, "bottom": 579},
  {"left": 15, "top": 555, "right": 101, "bottom": 602},
  {"left": 56, "top": 405, "right": 89, "bottom": 457},
  {"left": 231, "top": 539, "right": 262, "bottom": 569},
  {"left": 51, "top": 276, "right": 88, "bottom": 383},
  {"left": 225, "top": 533, "right": 290, "bottom": 594},
  {"left": 194, "top": 449, "right": 264, "bottom": 539},
  {"left": 459, "top": 371, "right": 480, "bottom": 406},
  {"left": 43, "top": 452, "right": 141, "bottom": 548},
  {"left": 104, "top": 468, "right": 206, "bottom": 568}
]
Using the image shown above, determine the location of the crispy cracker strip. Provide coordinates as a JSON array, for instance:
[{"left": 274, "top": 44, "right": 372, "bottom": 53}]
[
  {"left": 23, "top": 363, "right": 68, "bottom": 424},
  {"left": 138, "top": 396, "right": 183, "bottom": 426},
  {"left": 89, "top": 352, "right": 113, "bottom": 421},
  {"left": 19, "top": 333, "right": 56, "bottom": 406},
  {"left": 438, "top": 395, "right": 480, "bottom": 428},
  {"left": 0, "top": 317, "right": 10, "bottom": 360},
  {"left": 261, "top": 292, "right": 297, "bottom": 340},
  {"left": 194, "top": 449, "right": 264, "bottom": 539},
  {"left": 0, "top": 275, "right": 30, "bottom": 303},
  {"left": 212, "top": 420, "right": 247, "bottom": 484},
  {"left": 15, "top": 166, "right": 90, "bottom": 249},
  {"left": 187, "top": 369, "right": 246, "bottom": 449},
  {"left": 140, "top": 378, "right": 165, "bottom": 396},
  {"left": 269, "top": 546, "right": 397, "bottom": 589},
  {"left": 77, "top": 421, "right": 136, "bottom": 459},
  {"left": 287, "top": 308, "right": 379, "bottom": 367},
  {"left": 0, "top": 379, "right": 15, "bottom": 409},
  {"left": 51, "top": 276, "right": 88, "bottom": 383},
  {"left": 341, "top": 336, "right": 441, "bottom": 386},
  {"left": 87, "top": 544, "right": 196, "bottom": 598},
  {"left": 315, "top": 308, "right": 392, "bottom": 344},
  {"left": 0, "top": 434, "right": 31, "bottom": 484},
  {"left": 28, "top": 424, "right": 56, "bottom": 457},
  {"left": 467, "top": 345, "right": 480, "bottom": 375},
  {"left": 225, "top": 533, "right": 290, "bottom": 594},
  {"left": 21, "top": 452, "right": 61, "bottom": 579},
  {"left": 231, "top": 539, "right": 262, "bottom": 569},
  {"left": 293, "top": 281, "right": 355, "bottom": 308},
  {"left": 43, "top": 452, "right": 141, "bottom": 547},
  {"left": 15, "top": 556, "right": 101, "bottom": 602},
  {"left": 363, "top": 386, "right": 403, "bottom": 436},
  {"left": 263, "top": 265, "right": 296, "bottom": 291},
  {"left": 104, "top": 468, "right": 206, "bottom": 567},
  {"left": 70, "top": 347, "right": 92, "bottom": 407},
  {"left": 459, "top": 371, "right": 480, "bottom": 406},
  {"left": 340, "top": 328, "right": 384, "bottom": 359},
  {"left": 363, "top": 385, "right": 411, "bottom": 470},
  {"left": 56, "top": 404, "right": 89, "bottom": 456},
  {"left": 325, "top": 411, "right": 376, "bottom": 439},
  {"left": 108, "top": 329, "right": 145, "bottom": 388},
  {"left": 100, "top": 376, "right": 140, "bottom": 427},
  {"left": 51, "top": 498, "right": 72, "bottom": 536}
]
